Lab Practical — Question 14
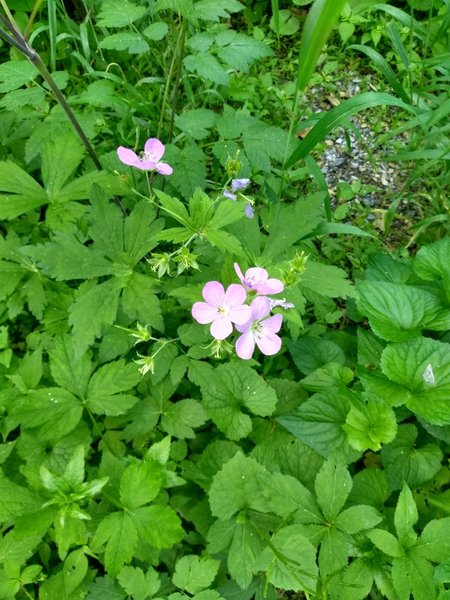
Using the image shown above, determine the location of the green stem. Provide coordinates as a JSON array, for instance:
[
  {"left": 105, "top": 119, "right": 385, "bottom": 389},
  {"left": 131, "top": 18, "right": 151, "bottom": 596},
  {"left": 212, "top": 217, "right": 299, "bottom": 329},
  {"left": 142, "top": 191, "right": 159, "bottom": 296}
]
[
  {"left": 157, "top": 17, "right": 187, "bottom": 141},
  {"left": 167, "top": 18, "right": 187, "bottom": 143}
]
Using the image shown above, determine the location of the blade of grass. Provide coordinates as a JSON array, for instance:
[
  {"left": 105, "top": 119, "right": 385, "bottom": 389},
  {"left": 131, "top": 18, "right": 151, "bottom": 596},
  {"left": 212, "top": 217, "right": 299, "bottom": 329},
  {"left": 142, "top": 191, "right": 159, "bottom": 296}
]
[
  {"left": 286, "top": 92, "right": 415, "bottom": 167},
  {"left": 47, "top": 0, "right": 57, "bottom": 72},
  {"left": 296, "top": 0, "right": 347, "bottom": 93},
  {"left": 348, "top": 44, "right": 412, "bottom": 105},
  {"left": 304, "top": 155, "right": 332, "bottom": 222}
]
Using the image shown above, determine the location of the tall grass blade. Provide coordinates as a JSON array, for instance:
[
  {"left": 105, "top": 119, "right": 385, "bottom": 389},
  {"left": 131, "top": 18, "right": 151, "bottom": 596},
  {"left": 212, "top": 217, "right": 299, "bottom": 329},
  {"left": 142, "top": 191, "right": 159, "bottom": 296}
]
[
  {"left": 296, "top": 0, "right": 347, "bottom": 93},
  {"left": 286, "top": 92, "right": 414, "bottom": 167},
  {"left": 271, "top": 0, "right": 280, "bottom": 37},
  {"left": 349, "top": 44, "right": 411, "bottom": 105},
  {"left": 386, "top": 22, "right": 410, "bottom": 68},
  {"left": 304, "top": 155, "right": 332, "bottom": 221},
  {"left": 47, "top": 0, "right": 57, "bottom": 72}
]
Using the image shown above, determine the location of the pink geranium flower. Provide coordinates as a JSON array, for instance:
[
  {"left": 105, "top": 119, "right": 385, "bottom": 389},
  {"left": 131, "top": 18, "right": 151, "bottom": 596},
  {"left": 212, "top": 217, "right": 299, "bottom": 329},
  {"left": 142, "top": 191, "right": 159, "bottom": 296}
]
[
  {"left": 192, "top": 281, "right": 252, "bottom": 340},
  {"left": 235, "top": 296, "right": 283, "bottom": 360},
  {"left": 117, "top": 138, "right": 173, "bottom": 174},
  {"left": 234, "top": 263, "right": 284, "bottom": 295}
]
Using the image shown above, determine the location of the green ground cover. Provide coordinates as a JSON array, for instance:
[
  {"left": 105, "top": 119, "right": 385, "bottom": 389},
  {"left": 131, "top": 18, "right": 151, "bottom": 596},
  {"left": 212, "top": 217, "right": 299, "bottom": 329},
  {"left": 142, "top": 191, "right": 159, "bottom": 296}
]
[{"left": 0, "top": 0, "right": 449, "bottom": 598}]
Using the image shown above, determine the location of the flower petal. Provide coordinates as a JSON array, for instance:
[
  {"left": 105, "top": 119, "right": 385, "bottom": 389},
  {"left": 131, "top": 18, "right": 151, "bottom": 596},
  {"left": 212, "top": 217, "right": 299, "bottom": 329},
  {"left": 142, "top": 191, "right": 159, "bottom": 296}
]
[
  {"left": 144, "top": 138, "right": 165, "bottom": 161},
  {"left": 210, "top": 317, "right": 233, "bottom": 340},
  {"left": 117, "top": 146, "right": 139, "bottom": 166},
  {"left": 224, "top": 283, "right": 247, "bottom": 307},
  {"left": 262, "top": 313, "right": 283, "bottom": 333},
  {"left": 250, "top": 296, "right": 271, "bottom": 321},
  {"left": 234, "top": 263, "right": 245, "bottom": 285},
  {"left": 223, "top": 190, "right": 237, "bottom": 201},
  {"left": 134, "top": 160, "right": 157, "bottom": 171},
  {"left": 155, "top": 161, "right": 173, "bottom": 175},
  {"left": 257, "top": 278, "right": 284, "bottom": 294},
  {"left": 245, "top": 267, "right": 268, "bottom": 286},
  {"left": 231, "top": 178, "right": 250, "bottom": 192},
  {"left": 255, "top": 330, "right": 281, "bottom": 356},
  {"left": 244, "top": 202, "right": 254, "bottom": 219},
  {"left": 202, "top": 281, "right": 225, "bottom": 307},
  {"left": 229, "top": 304, "right": 252, "bottom": 325},
  {"left": 192, "top": 302, "right": 217, "bottom": 324},
  {"left": 236, "top": 330, "right": 255, "bottom": 360}
]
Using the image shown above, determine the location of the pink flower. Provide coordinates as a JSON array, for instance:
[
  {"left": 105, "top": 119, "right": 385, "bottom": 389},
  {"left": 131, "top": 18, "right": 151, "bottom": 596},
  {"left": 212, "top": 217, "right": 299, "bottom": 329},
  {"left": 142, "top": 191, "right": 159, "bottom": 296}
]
[
  {"left": 235, "top": 297, "right": 283, "bottom": 360},
  {"left": 192, "top": 281, "right": 252, "bottom": 340},
  {"left": 117, "top": 138, "right": 173, "bottom": 174},
  {"left": 234, "top": 263, "right": 284, "bottom": 295}
]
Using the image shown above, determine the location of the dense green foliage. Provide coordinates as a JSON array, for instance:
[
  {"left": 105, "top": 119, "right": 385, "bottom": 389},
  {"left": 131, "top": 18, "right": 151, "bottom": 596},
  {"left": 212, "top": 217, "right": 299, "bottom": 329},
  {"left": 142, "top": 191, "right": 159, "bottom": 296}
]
[{"left": 0, "top": 0, "right": 449, "bottom": 598}]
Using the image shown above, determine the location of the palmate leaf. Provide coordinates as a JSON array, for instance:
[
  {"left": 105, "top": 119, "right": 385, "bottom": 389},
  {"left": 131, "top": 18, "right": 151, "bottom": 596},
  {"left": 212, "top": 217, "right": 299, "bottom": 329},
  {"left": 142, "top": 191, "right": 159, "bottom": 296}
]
[
  {"left": 86, "top": 358, "right": 141, "bottom": 416},
  {"left": 193, "top": 0, "right": 244, "bottom": 21},
  {"left": 118, "top": 566, "right": 160, "bottom": 600},
  {"left": 216, "top": 31, "right": 272, "bottom": 71},
  {"left": 0, "top": 161, "right": 48, "bottom": 220},
  {"left": 69, "top": 279, "right": 123, "bottom": 358},
  {"left": 227, "top": 520, "right": 265, "bottom": 589},
  {"left": 94, "top": 512, "right": 137, "bottom": 576},
  {"left": 119, "top": 462, "right": 163, "bottom": 510},
  {"left": 172, "top": 555, "right": 220, "bottom": 595},
  {"left": 0, "top": 61, "right": 38, "bottom": 92},
  {"left": 96, "top": 0, "right": 147, "bottom": 26},
  {"left": 0, "top": 475, "right": 42, "bottom": 522},
  {"left": 40, "top": 133, "right": 85, "bottom": 200},
  {"left": 99, "top": 32, "right": 149, "bottom": 54}
]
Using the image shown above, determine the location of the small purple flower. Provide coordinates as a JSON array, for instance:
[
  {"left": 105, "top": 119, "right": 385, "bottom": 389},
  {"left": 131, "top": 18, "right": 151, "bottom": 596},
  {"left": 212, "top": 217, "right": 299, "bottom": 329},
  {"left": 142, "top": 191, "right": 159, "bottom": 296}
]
[
  {"left": 223, "top": 190, "right": 237, "bottom": 201},
  {"left": 270, "top": 298, "right": 295, "bottom": 310},
  {"left": 192, "top": 281, "right": 252, "bottom": 340},
  {"left": 234, "top": 263, "right": 284, "bottom": 295},
  {"left": 117, "top": 138, "right": 173, "bottom": 174},
  {"left": 244, "top": 202, "right": 254, "bottom": 219},
  {"left": 235, "top": 296, "right": 283, "bottom": 360},
  {"left": 231, "top": 178, "right": 250, "bottom": 192}
]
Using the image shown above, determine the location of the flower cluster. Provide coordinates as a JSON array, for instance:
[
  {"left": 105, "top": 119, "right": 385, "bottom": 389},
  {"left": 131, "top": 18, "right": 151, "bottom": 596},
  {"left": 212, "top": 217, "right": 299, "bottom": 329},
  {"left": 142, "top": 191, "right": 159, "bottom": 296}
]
[
  {"left": 192, "top": 263, "right": 292, "bottom": 360},
  {"left": 223, "top": 179, "right": 254, "bottom": 219}
]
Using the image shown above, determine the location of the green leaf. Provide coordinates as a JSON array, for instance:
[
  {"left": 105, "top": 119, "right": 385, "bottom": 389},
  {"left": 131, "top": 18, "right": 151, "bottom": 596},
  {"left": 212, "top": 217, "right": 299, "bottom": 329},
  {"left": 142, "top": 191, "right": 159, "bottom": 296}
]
[
  {"left": 143, "top": 21, "right": 169, "bottom": 40},
  {"left": 348, "top": 469, "right": 390, "bottom": 510},
  {"left": 161, "top": 399, "right": 208, "bottom": 439},
  {"left": 193, "top": 0, "right": 244, "bottom": 20},
  {"left": 395, "top": 483, "right": 418, "bottom": 546},
  {"left": 184, "top": 53, "right": 229, "bottom": 86},
  {"left": 256, "top": 524, "right": 318, "bottom": 593},
  {"left": 97, "top": 0, "right": 147, "bottom": 26},
  {"left": 318, "top": 527, "right": 349, "bottom": 578},
  {"left": 286, "top": 92, "right": 412, "bottom": 166},
  {"left": 357, "top": 281, "right": 440, "bottom": 342},
  {"left": 94, "top": 512, "right": 137, "bottom": 576},
  {"left": 216, "top": 32, "right": 272, "bottom": 72},
  {"left": 124, "top": 203, "right": 162, "bottom": 264},
  {"left": 86, "top": 575, "right": 126, "bottom": 600},
  {"left": 258, "top": 472, "right": 322, "bottom": 523},
  {"left": 39, "top": 549, "right": 88, "bottom": 600},
  {"left": 86, "top": 359, "right": 140, "bottom": 416},
  {"left": 120, "top": 461, "right": 163, "bottom": 509},
  {"left": 175, "top": 109, "right": 218, "bottom": 140},
  {"left": 0, "top": 61, "right": 38, "bottom": 92},
  {"left": 415, "top": 518, "right": 450, "bottom": 562},
  {"left": 69, "top": 279, "right": 123, "bottom": 357},
  {"left": 343, "top": 393, "right": 397, "bottom": 452},
  {"left": 0, "top": 161, "right": 48, "bottom": 220},
  {"left": 381, "top": 337, "right": 450, "bottom": 424},
  {"left": 173, "top": 555, "right": 220, "bottom": 594},
  {"left": 0, "top": 475, "right": 41, "bottom": 521},
  {"left": 166, "top": 146, "right": 207, "bottom": 199},
  {"left": 381, "top": 424, "right": 442, "bottom": 491},
  {"left": 26, "top": 233, "right": 115, "bottom": 280},
  {"left": 99, "top": 32, "right": 149, "bottom": 54},
  {"left": 132, "top": 505, "right": 184, "bottom": 548},
  {"left": 209, "top": 452, "right": 270, "bottom": 519},
  {"left": 289, "top": 337, "right": 345, "bottom": 375},
  {"left": 295, "top": 0, "right": 347, "bottom": 92},
  {"left": 414, "top": 238, "right": 450, "bottom": 303},
  {"left": 122, "top": 273, "right": 163, "bottom": 330},
  {"left": 49, "top": 335, "right": 92, "bottom": 398},
  {"left": 118, "top": 566, "right": 160, "bottom": 600},
  {"left": 335, "top": 505, "right": 382, "bottom": 534},
  {"left": 366, "top": 529, "right": 403, "bottom": 557},
  {"left": 12, "top": 388, "right": 82, "bottom": 441},
  {"left": 40, "top": 133, "right": 85, "bottom": 201},
  {"left": 315, "top": 460, "right": 352, "bottom": 521},
  {"left": 228, "top": 519, "right": 264, "bottom": 589},
  {"left": 277, "top": 390, "right": 353, "bottom": 459},
  {"left": 261, "top": 194, "right": 323, "bottom": 261},
  {"left": 301, "top": 261, "right": 357, "bottom": 298},
  {"left": 200, "top": 363, "right": 277, "bottom": 440},
  {"left": 204, "top": 229, "right": 244, "bottom": 256}
]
